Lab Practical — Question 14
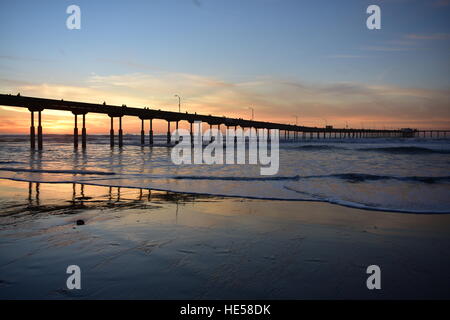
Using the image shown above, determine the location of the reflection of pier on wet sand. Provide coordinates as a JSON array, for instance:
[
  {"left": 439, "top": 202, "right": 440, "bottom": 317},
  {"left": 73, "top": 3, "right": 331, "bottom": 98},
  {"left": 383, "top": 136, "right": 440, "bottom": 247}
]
[
  {"left": 26, "top": 182, "right": 206, "bottom": 204},
  {"left": 0, "top": 180, "right": 223, "bottom": 229}
]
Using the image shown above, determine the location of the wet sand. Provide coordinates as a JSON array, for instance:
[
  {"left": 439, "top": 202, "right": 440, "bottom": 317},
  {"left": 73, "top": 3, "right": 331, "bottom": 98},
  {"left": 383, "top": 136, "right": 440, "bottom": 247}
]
[{"left": 0, "top": 179, "right": 449, "bottom": 299}]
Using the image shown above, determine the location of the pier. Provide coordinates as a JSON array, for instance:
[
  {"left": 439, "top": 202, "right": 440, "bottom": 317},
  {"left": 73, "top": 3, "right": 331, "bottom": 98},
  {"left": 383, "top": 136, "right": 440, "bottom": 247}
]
[
  {"left": 0, "top": 93, "right": 439, "bottom": 150},
  {"left": 416, "top": 130, "right": 450, "bottom": 138}
]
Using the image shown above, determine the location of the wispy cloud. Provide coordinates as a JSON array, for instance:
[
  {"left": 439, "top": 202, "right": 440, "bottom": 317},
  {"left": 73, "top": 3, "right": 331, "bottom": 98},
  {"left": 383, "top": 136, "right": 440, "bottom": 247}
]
[
  {"left": 326, "top": 55, "right": 370, "bottom": 59},
  {"left": 406, "top": 33, "right": 450, "bottom": 40},
  {"left": 359, "top": 32, "right": 449, "bottom": 54},
  {"left": 0, "top": 55, "right": 53, "bottom": 62},
  {"left": 361, "top": 46, "right": 414, "bottom": 52}
]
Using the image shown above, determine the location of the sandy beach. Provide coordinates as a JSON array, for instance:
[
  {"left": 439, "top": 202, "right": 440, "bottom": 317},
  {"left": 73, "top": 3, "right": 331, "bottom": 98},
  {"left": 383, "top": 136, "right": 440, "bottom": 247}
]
[{"left": 1, "top": 179, "right": 449, "bottom": 299}]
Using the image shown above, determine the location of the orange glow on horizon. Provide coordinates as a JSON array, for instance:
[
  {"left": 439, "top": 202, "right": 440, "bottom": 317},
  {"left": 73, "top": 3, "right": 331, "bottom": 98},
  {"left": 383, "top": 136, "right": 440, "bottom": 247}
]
[{"left": 1, "top": 107, "right": 448, "bottom": 134}]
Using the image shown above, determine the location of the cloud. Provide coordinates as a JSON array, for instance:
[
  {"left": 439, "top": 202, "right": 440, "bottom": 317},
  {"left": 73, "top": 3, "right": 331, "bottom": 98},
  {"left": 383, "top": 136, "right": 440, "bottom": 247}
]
[
  {"left": 406, "top": 33, "right": 450, "bottom": 40},
  {"left": 360, "top": 32, "right": 450, "bottom": 54},
  {"left": 361, "top": 46, "right": 413, "bottom": 52},
  {"left": 0, "top": 55, "right": 53, "bottom": 62},
  {"left": 326, "top": 55, "right": 370, "bottom": 59}
]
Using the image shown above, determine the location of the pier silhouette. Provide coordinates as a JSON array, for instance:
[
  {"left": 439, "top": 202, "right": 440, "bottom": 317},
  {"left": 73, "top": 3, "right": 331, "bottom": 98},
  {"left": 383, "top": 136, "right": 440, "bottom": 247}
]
[{"left": 1, "top": 93, "right": 444, "bottom": 150}]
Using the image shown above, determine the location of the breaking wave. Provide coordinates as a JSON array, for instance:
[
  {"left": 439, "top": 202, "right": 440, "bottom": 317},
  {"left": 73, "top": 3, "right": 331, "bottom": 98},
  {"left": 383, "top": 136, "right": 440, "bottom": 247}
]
[
  {"left": 295, "top": 145, "right": 347, "bottom": 151},
  {"left": 357, "top": 146, "right": 450, "bottom": 154},
  {"left": 171, "top": 175, "right": 300, "bottom": 181},
  {"left": 170, "top": 173, "right": 450, "bottom": 184}
]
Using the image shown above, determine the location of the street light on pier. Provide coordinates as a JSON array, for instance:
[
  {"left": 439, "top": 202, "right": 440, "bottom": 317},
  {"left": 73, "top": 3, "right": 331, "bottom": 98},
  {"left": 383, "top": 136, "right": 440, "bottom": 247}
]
[{"left": 174, "top": 94, "right": 181, "bottom": 113}]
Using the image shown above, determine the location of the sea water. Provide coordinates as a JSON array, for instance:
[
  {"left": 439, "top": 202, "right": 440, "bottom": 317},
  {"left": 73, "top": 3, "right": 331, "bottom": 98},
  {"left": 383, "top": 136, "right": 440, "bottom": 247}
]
[{"left": 0, "top": 134, "right": 449, "bottom": 213}]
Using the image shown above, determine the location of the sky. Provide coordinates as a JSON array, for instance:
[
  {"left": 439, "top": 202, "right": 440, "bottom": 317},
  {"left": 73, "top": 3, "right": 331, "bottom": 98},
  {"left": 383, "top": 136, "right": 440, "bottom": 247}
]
[{"left": 0, "top": 0, "right": 449, "bottom": 133}]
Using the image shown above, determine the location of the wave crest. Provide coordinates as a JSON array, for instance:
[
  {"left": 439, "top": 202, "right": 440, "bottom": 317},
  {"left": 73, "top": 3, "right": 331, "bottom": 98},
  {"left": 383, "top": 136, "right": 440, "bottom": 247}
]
[{"left": 357, "top": 146, "right": 450, "bottom": 154}]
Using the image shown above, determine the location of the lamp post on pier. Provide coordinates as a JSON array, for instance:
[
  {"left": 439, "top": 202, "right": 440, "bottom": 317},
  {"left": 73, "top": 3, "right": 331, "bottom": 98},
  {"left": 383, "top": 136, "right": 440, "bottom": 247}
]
[{"left": 174, "top": 94, "right": 181, "bottom": 113}]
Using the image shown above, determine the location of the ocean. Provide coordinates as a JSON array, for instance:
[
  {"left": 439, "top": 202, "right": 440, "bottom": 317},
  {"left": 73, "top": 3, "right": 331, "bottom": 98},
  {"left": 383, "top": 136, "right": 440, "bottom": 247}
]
[{"left": 0, "top": 134, "right": 449, "bottom": 214}]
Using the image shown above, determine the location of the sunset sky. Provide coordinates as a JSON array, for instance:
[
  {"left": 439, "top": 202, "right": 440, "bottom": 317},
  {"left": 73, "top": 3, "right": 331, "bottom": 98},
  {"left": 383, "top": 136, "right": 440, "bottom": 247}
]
[{"left": 1, "top": 0, "right": 449, "bottom": 133}]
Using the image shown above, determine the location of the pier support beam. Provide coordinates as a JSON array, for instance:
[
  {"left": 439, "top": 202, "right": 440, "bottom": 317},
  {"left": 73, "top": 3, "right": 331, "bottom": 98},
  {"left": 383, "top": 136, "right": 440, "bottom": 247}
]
[
  {"left": 82, "top": 114, "right": 86, "bottom": 149},
  {"left": 37, "top": 111, "right": 43, "bottom": 150},
  {"left": 110, "top": 117, "right": 114, "bottom": 147},
  {"left": 209, "top": 123, "right": 213, "bottom": 143},
  {"left": 175, "top": 121, "right": 179, "bottom": 144},
  {"left": 118, "top": 117, "right": 123, "bottom": 148},
  {"left": 167, "top": 121, "right": 171, "bottom": 145},
  {"left": 74, "top": 114, "right": 78, "bottom": 149},
  {"left": 30, "top": 111, "right": 35, "bottom": 149},
  {"left": 189, "top": 122, "right": 194, "bottom": 146},
  {"left": 140, "top": 119, "right": 145, "bottom": 145},
  {"left": 149, "top": 119, "right": 153, "bottom": 146}
]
